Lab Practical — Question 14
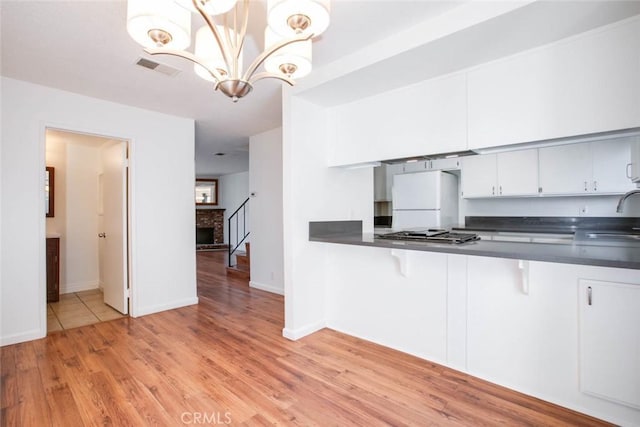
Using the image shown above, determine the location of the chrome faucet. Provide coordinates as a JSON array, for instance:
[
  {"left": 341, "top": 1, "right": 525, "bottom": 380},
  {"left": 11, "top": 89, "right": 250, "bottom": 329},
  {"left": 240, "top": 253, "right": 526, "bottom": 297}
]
[{"left": 616, "top": 188, "right": 640, "bottom": 213}]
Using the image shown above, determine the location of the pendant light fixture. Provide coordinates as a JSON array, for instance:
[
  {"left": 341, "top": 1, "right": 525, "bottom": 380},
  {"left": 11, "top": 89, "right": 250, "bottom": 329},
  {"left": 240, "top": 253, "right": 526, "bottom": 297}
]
[{"left": 126, "top": 0, "right": 330, "bottom": 102}]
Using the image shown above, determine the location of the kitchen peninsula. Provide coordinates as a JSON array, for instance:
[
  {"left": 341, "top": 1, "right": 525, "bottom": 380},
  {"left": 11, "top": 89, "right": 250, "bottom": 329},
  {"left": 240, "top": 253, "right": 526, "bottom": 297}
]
[
  {"left": 309, "top": 218, "right": 640, "bottom": 269},
  {"left": 308, "top": 218, "right": 640, "bottom": 426},
  {"left": 282, "top": 9, "right": 640, "bottom": 427}
]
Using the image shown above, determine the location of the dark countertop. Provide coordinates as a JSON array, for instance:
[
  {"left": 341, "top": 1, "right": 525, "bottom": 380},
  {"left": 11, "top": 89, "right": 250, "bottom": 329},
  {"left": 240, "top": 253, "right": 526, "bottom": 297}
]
[{"left": 309, "top": 220, "right": 640, "bottom": 270}]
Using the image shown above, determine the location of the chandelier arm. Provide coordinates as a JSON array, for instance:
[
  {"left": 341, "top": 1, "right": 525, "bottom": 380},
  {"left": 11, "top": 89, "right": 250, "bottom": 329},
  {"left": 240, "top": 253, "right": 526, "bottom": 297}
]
[
  {"left": 144, "top": 47, "right": 226, "bottom": 83},
  {"left": 242, "top": 33, "right": 313, "bottom": 82},
  {"left": 249, "top": 72, "right": 295, "bottom": 87},
  {"left": 235, "top": 0, "right": 250, "bottom": 65},
  {"left": 223, "top": 13, "right": 235, "bottom": 77},
  {"left": 192, "top": 0, "right": 234, "bottom": 73}
]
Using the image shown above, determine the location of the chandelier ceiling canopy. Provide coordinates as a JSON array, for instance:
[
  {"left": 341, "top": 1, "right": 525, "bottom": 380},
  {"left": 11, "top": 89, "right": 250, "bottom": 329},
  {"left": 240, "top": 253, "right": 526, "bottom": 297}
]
[{"left": 126, "top": 0, "right": 330, "bottom": 102}]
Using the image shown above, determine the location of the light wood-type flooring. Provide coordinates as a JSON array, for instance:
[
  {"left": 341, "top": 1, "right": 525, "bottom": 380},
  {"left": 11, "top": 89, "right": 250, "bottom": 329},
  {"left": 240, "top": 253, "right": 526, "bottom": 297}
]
[{"left": 1, "top": 251, "right": 612, "bottom": 426}]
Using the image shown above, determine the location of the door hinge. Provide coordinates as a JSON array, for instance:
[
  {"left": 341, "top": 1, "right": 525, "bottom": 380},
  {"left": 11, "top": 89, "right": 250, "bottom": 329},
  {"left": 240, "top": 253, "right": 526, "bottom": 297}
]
[{"left": 125, "top": 288, "right": 131, "bottom": 298}]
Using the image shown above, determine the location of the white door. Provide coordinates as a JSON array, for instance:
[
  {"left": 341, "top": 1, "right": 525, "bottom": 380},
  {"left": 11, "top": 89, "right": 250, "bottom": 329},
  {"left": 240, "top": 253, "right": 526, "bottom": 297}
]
[{"left": 102, "top": 141, "right": 128, "bottom": 314}]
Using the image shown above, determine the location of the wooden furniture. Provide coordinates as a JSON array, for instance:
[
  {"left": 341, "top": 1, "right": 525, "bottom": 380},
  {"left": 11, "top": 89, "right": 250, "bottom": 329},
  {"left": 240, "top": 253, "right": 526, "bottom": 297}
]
[{"left": 46, "top": 237, "right": 60, "bottom": 302}]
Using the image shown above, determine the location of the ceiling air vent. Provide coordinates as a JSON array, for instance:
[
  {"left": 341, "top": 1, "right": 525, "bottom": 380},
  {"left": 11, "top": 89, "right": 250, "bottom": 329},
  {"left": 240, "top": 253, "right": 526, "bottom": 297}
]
[{"left": 135, "top": 57, "right": 180, "bottom": 77}]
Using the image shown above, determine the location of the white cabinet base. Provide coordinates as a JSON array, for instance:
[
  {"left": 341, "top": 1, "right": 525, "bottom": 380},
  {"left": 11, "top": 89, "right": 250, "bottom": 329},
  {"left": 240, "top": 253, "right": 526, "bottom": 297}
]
[{"left": 578, "top": 279, "right": 640, "bottom": 409}]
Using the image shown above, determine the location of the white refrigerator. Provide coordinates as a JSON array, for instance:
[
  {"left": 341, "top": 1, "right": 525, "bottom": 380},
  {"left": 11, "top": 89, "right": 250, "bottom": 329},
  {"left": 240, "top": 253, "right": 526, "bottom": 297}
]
[{"left": 392, "top": 171, "right": 458, "bottom": 229}]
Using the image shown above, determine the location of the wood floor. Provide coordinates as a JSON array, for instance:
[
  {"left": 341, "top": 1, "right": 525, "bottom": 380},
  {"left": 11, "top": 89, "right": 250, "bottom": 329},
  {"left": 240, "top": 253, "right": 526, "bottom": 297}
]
[{"left": 1, "top": 251, "right": 611, "bottom": 426}]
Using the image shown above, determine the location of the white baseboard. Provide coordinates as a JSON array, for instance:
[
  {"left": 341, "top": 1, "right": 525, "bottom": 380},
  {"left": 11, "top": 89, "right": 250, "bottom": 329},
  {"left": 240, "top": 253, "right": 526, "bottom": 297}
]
[
  {"left": 249, "top": 280, "right": 284, "bottom": 295},
  {"left": 282, "top": 320, "right": 326, "bottom": 341},
  {"left": 1, "top": 328, "right": 46, "bottom": 347},
  {"left": 133, "top": 296, "right": 199, "bottom": 318},
  {"left": 61, "top": 280, "right": 100, "bottom": 294}
]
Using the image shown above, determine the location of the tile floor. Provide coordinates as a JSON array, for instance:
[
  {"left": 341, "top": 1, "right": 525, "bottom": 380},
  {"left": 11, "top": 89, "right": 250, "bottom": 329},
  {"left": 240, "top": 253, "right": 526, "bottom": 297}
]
[{"left": 47, "top": 289, "right": 125, "bottom": 333}]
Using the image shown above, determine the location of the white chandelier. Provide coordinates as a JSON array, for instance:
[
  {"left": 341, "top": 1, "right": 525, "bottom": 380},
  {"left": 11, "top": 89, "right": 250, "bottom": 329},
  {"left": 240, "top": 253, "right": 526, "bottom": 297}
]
[{"left": 127, "top": 0, "right": 330, "bottom": 102}]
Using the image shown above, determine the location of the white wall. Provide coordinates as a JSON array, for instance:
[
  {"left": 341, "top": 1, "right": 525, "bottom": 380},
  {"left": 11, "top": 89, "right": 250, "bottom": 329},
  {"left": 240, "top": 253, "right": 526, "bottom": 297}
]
[
  {"left": 217, "top": 171, "right": 250, "bottom": 246},
  {"left": 64, "top": 142, "right": 101, "bottom": 292},
  {"left": 1, "top": 77, "right": 197, "bottom": 346},
  {"left": 249, "top": 127, "right": 284, "bottom": 295},
  {"left": 46, "top": 135, "right": 103, "bottom": 293},
  {"left": 282, "top": 93, "right": 373, "bottom": 339}
]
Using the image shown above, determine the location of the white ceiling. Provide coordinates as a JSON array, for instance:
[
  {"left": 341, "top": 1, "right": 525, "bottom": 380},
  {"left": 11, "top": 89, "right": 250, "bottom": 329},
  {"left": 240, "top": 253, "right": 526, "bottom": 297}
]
[
  {"left": 0, "top": 0, "right": 463, "bottom": 175},
  {"left": 3, "top": 1, "right": 640, "bottom": 176}
]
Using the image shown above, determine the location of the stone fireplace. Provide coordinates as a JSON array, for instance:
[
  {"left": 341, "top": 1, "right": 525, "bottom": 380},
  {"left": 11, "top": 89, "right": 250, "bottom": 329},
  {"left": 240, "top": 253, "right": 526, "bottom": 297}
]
[{"left": 195, "top": 209, "right": 225, "bottom": 248}]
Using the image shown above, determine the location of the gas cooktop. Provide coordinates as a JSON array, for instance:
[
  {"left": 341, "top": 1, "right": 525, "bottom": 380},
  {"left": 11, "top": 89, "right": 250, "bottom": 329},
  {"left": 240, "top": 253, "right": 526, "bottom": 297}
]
[{"left": 376, "top": 229, "right": 480, "bottom": 244}]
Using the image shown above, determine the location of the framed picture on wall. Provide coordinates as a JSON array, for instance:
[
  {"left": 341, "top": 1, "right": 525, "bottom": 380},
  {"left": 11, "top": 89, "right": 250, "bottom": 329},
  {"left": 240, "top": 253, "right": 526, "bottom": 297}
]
[{"left": 195, "top": 179, "right": 218, "bottom": 206}]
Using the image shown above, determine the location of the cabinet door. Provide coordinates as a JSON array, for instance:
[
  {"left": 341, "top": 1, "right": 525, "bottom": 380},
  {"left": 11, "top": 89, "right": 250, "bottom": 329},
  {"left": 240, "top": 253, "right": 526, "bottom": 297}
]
[
  {"left": 430, "top": 157, "right": 461, "bottom": 171},
  {"left": 539, "top": 143, "right": 591, "bottom": 195},
  {"left": 461, "top": 154, "right": 497, "bottom": 198},
  {"left": 579, "top": 280, "right": 640, "bottom": 409},
  {"left": 468, "top": 18, "right": 640, "bottom": 149},
  {"left": 402, "top": 161, "right": 428, "bottom": 173},
  {"left": 467, "top": 258, "right": 577, "bottom": 393},
  {"left": 46, "top": 237, "right": 60, "bottom": 302},
  {"left": 591, "top": 139, "right": 634, "bottom": 194},
  {"left": 328, "top": 73, "right": 468, "bottom": 166},
  {"left": 497, "top": 149, "right": 539, "bottom": 196}
]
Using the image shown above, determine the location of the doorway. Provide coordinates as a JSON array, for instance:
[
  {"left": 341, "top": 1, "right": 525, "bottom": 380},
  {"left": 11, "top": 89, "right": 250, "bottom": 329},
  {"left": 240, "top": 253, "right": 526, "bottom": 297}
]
[{"left": 45, "top": 128, "right": 131, "bottom": 332}]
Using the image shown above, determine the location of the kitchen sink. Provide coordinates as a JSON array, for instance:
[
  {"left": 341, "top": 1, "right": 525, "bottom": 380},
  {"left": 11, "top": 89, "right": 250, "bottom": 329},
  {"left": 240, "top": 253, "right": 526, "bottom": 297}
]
[
  {"left": 583, "top": 232, "right": 640, "bottom": 241},
  {"left": 573, "top": 230, "right": 640, "bottom": 247}
]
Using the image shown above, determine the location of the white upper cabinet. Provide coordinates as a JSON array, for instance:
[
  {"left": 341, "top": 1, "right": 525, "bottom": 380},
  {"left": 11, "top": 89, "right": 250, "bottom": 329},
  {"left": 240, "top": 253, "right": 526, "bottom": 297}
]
[
  {"left": 591, "top": 139, "right": 635, "bottom": 194},
  {"left": 539, "top": 140, "right": 633, "bottom": 196},
  {"left": 402, "top": 161, "right": 429, "bottom": 173},
  {"left": 497, "top": 150, "right": 539, "bottom": 196},
  {"left": 467, "top": 17, "right": 640, "bottom": 150},
  {"left": 328, "top": 73, "right": 467, "bottom": 167},
  {"left": 539, "top": 144, "right": 592, "bottom": 195},
  {"left": 461, "top": 154, "right": 497, "bottom": 198},
  {"left": 462, "top": 149, "right": 538, "bottom": 198}
]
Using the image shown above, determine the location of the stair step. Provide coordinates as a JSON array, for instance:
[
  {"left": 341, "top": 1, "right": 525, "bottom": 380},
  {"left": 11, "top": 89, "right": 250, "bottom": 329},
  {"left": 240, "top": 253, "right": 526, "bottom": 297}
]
[
  {"left": 226, "top": 266, "right": 250, "bottom": 280},
  {"left": 236, "top": 254, "right": 249, "bottom": 267}
]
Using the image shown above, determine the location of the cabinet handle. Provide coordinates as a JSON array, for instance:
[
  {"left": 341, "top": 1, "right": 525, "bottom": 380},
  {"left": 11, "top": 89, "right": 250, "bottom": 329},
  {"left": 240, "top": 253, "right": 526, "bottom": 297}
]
[
  {"left": 593, "top": 181, "right": 597, "bottom": 192},
  {"left": 627, "top": 163, "right": 633, "bottom": 179},
  {"left": 492, "top": 186, "right": 495, "bottom": 196},
  {"left": 499, "top": 185, "right": 503, "bottom": 195},
  {"left": 518, "top": 260, "right": 529, "bottom": 295},
  {"left": 584, "top": 181, "right": 588, "bottom": 192},
  {"left": 587, "top": 286, "right": 592, "bottom": 306}
]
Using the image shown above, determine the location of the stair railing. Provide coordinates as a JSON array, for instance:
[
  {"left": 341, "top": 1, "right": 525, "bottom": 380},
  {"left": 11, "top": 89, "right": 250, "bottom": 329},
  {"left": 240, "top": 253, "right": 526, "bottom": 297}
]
[{"left": 228, "top": 197, "right": 250, "bottom": 267}]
